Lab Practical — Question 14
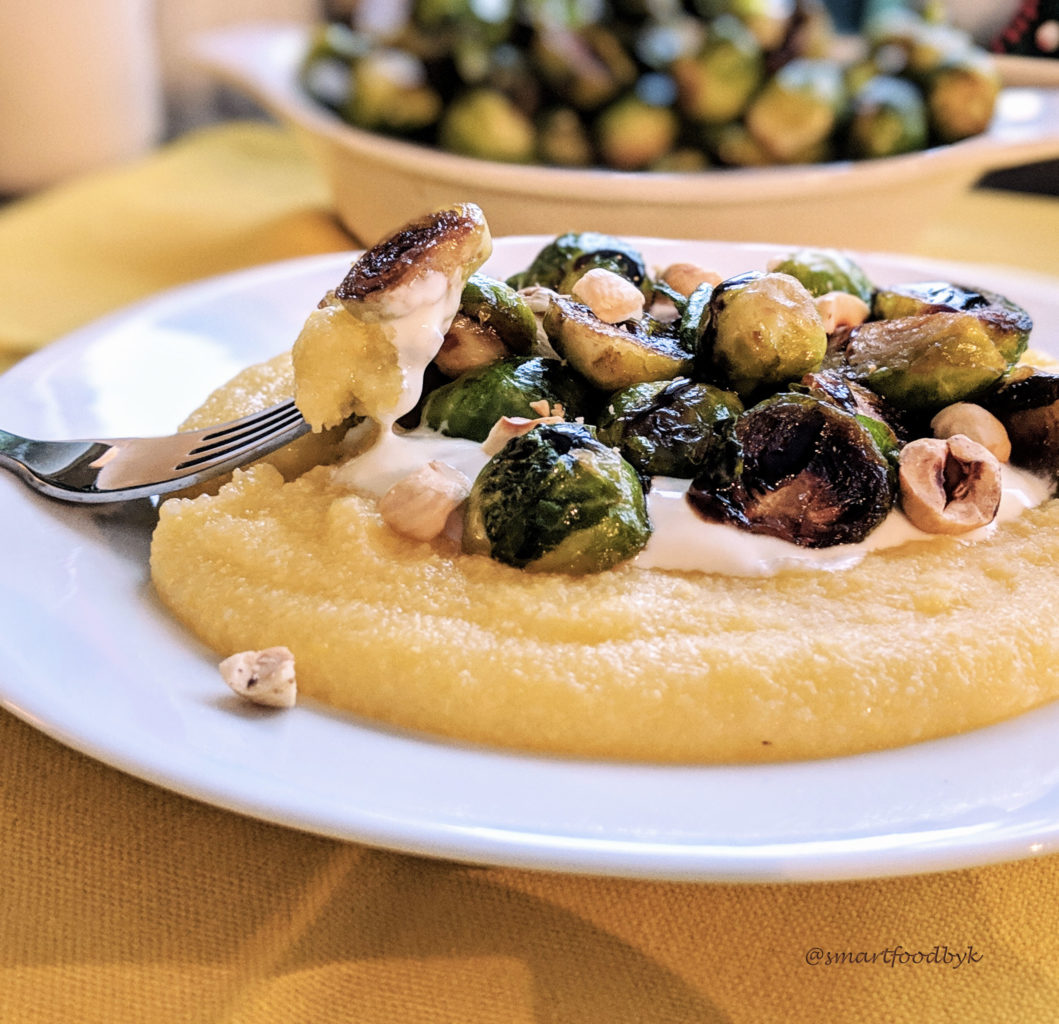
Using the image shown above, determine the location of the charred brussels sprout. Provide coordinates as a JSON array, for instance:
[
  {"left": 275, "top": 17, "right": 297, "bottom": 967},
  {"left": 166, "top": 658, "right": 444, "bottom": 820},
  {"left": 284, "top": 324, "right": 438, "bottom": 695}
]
[
  {"left": 422, "top": 355, "right": 589, "bottom": 441},
  {"left": 979, "top": 368, "right": 1059, "bottom": 474},
  {"left": 672, "top": 14, "right": 764, "bottom": 126},
  {"left": 687, "top": 393, "right": 895, "bottom": 547},
  {"left": 703, "top": 271, "right": 828, "bottom": 399},
  {"left": 847, "top": 75, "right": 928, "bottom": 159},
  {"left": 872, "top": 282, "right": 1031, "bottom": 364},
  {"left": 597, "top": 378, "right": 743, "bottom": 478},
  {"left": 544, "top": 296, "right": 693, "bottom": 389},
  {"left": 840, "top": 312, "right": 1010, "bottom": 411},
  {"left": 506, "top": 232, "right": 649, "bottom": 292},
  {"left": 463, "top": 421, "right": 651, "bottom": 573},
  {"left": 438, "top": 88, "right": 536, "bottom": 162},
  {"left": 769, "top": 248, "right": 874, "bottom": 303}
]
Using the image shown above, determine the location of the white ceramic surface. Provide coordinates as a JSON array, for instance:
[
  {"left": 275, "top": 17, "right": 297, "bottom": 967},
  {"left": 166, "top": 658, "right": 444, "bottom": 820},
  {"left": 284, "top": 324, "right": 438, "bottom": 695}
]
[
  {"left": 5, "top": 238, "right": 1059, "bottom": 882},
  {"left": 194, "top": 23, "right": 1059, "bottom": 249}
]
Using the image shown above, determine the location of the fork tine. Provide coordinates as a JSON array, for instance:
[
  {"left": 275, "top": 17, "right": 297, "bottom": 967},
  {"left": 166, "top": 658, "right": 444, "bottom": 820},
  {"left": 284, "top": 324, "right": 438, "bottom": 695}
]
[
  {"left": 174, "top": 401, "right": 308, "bottom": 473},
  {"left": 178, "top": 401, "right": 306, "bottom": 468}
]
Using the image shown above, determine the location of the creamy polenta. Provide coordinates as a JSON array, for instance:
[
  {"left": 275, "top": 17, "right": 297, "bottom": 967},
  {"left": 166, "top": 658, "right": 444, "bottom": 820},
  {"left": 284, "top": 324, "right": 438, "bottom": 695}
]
[{"left": 150, "top": 207, "right": 1059, "bottom": 764}]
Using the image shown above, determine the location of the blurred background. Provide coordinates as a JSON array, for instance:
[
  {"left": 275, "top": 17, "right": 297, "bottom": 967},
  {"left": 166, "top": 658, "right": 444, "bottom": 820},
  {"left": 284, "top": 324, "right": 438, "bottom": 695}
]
[{"left": 0, "top": 0, "right": 1056, "bottom": 198}]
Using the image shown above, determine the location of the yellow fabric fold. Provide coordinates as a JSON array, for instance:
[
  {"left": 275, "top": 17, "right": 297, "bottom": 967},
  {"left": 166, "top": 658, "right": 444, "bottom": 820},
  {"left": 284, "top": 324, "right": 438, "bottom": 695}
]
[
  {"left": 4, "top": 121, "right": 1059, "bottom": 1023},
  {"left": 0, "top": 121, "right": 355, "bottom": 373}
]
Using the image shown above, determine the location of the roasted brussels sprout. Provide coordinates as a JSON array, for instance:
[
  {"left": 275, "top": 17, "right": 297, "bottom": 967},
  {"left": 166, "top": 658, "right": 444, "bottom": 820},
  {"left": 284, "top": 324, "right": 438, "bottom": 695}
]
[
  {"left": 532, "top": 25, "right": 637, "bottom": 111},
  {"left": 798, "top": 368, "right": 911, "bottom": 448},
  {"left": 597, "top": 377, "right": 743, "bottom": 478},
  {"left": 768, "top": 248, "right": 874, "bottom": 303},
  {"left": 924, "top": 49, "right": 999, "bottom": 144},
  {"left": 438, "top": 88, "right": 536, "bottom": 162},
  {"left": 594, "top": 92, "right": 681, "bottom": 171},
  {"left": 345, "top": 49, "right": 443, "bottom": 134},
  {"left": 421, "top": 355, "right": 590, "bottom": 441},
  {"left": 839, "top": 312, "right": 1010, "bottom": 411},
  {"left": 536, "top": 106, "right": 594, "bottom": 166},
  {"left": 459, "top": 274, "right": 538, "bottom": 352},
  {"left": 695, "top": 0, "right": 796, "bottom": 52},
  {"left": 672, "top": 14, "right": 764, "bottom": 126},
  {"left": 847, "top": 74, "right": 928, "bottom": 159},
  {"left": 463, "top": 421, "right": 651, "bottom": 573},
  {"left": 544, "top": 296, "right": 694, "bottom": 389},
  {"left": 979, "top": 367, "right": 1059, "bottom": 474},
  {"left": 872, "top": 282, "right": 1032, "bottom": 364},
  {"left": 676, "top": 282, "right": 714, "bottom": 355},
  {"left": 743, "top": 57, "right": 847, "bottom": 162},
  {"left": 687, "top": 392, "right": 895, "bottom": 547},
  {"left": 506, "top": 232, "right": 648, "bottom": 292},
  {"left": 702, "top": 271, "right": 828, "bottom": 399},
  {"left": 299, "top": 23, "right": 370, "bottom": 111},
  {"left": 434, "top": 273, "right": 539, "bottom": 376}
]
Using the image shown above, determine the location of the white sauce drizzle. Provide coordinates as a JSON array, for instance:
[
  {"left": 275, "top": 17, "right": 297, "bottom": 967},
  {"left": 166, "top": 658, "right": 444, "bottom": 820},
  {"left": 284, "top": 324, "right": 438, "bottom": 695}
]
[{"left": 332, "top": 426, "right": 1053, "bottom": 577}]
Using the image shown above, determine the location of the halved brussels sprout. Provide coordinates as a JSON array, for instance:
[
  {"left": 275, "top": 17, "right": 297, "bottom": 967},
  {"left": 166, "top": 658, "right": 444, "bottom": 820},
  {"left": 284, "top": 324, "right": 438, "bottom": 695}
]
[
  {"left": 463, "top": 421, "right": 651, "bottom": 573},
  {"left": 840, "top": 311, "right": 1009, "bottom": 411},
  {"left": 435, "top": 274, "right": 537, "bottom": 376},
  {"left": 506, "top": 232, "right": 649, "bottom": 292},
  {"left": 687, "top": 392, "right": 895, "bottom": 547},
  {"left": 702, "top": 271, "right": 828, "bottom": 399},
  {"left": 543, "top": 296, "right": 693, "bottom": 389},
  {"left": 458, "top": 273, "right": 538, "bottom": 353},
  {"left": 768, "top": 248, "right": 874, "bottom": 303},
  {"left": 872, "top": 282, "right": 1031, "bottom": 364},
  {"left": 597, "top": 377, "right": 743, "bottom": 478},
  {"left": 421, "top": 355, "right": 590, "bottom": 441}
]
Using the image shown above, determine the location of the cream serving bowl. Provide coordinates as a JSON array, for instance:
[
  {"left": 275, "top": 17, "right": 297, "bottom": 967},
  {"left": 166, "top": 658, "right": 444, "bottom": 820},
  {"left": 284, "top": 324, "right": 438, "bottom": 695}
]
[{"left": 195, "top": 22, "right": 1059, "bottom": 249}]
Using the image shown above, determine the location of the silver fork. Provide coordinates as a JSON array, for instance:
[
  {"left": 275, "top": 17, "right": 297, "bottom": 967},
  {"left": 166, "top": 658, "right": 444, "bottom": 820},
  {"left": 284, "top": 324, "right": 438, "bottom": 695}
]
[{"left": 0, "top": 398, "right": 309, "bottom": 503}]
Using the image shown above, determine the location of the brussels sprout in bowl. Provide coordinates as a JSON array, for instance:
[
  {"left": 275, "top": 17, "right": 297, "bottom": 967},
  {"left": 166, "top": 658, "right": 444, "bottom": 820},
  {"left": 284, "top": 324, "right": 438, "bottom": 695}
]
[{"left": 194, "top": 22, "right": 1059, "bottom": 250}]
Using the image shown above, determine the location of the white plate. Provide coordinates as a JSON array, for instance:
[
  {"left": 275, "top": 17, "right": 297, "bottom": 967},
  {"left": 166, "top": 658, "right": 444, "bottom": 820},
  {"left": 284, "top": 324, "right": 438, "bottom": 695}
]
[
  {"left": 195, "top": 23, "right": 1059, "bottom": 251},
  {"left": 5, "top": 238, "right": 1059, "bottom": 884}
]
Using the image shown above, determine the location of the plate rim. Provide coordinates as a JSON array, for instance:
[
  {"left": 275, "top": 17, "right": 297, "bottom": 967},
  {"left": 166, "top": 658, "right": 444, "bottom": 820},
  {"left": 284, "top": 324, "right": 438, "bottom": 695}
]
[{"left": 5, "top": 238, "right": 1059, "bottom": 883}]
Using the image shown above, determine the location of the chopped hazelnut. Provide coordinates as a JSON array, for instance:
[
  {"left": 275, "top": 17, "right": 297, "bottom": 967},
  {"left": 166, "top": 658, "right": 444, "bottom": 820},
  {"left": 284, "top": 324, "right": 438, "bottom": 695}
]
[
  {"left": 814, "top": 291, "right": 870, "bottom": 334},
  {"left": 481, "top": 414, "right": 564, "bottom": 456},
  {"left": 220, "top": 647, "right": 297, "bottom": 708},
  {"left": 378, "top": 461, "right": 471, "bottom": 541},
  {"left": 659, "top": 262, "right": 722, "bottom": 298},
  {"left": 570, "top": 268, "right": 645, "bottom": 324}
]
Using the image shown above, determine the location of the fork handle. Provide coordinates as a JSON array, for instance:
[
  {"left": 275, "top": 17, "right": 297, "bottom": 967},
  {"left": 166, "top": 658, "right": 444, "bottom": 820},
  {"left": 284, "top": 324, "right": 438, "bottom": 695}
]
[{"left": 0, "top": 428, "right": 107, "bottom": 491}]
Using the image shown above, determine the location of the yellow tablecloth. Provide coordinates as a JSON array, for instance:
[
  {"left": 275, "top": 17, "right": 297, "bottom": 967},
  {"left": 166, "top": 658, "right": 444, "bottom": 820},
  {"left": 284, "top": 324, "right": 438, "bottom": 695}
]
[{"left": 4, "top": 122, "right": 1059, "bottom": 1023}]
